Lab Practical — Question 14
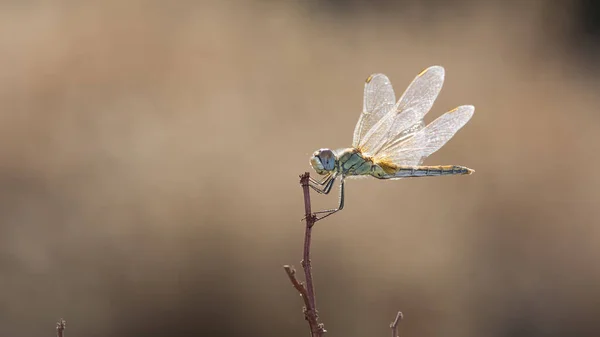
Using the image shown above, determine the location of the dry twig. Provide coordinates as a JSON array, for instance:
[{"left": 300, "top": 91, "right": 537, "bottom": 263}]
[
  {"left": 284, "top": 172, "right": 403, "bottom": 337},
  {"left": 283, "top": 173, "right": 325, "bottom": 337},
  {"left": 56, "top": 318, "right": 66, "bottom": 337},
  {"left": 390, "top": 311, "right": 403, "bottom": 337}
]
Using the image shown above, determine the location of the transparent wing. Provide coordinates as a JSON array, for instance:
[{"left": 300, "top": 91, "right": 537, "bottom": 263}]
[
  {"left": 352, "top": 74, "right": 396, "bottom": 148},
  {"left": 358, "top": 66, "right": 445, "bottom": 156},
  {"left": 376, "top": 105, "right": 475, "bottom": 166}
]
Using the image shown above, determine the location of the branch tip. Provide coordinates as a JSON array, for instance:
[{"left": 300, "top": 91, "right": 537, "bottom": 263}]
[
  {"left": 299, "top": 172, "right": 310, "bottom": 185},
  {"left": 284, "top": 264, "right": 308, "bottom": 297},
  {"left": 56, "top": 318, "right": 66, "bottom": 337},
  {"left": 390, "top": 311, "right": 403, "bottom": 337},
  {"left": 391, "top": 311, "right": 403, "bottom": 327}
]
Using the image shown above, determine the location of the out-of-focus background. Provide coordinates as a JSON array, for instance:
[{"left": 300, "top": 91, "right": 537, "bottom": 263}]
[{"left": 1, "top": 1, "right": 600, "bottom": 336}]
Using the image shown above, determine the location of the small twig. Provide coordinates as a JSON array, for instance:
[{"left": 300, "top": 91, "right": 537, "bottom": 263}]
[
  {"left": 283, "top": 173, "right": 325, "bottom": 337},
  {"left": 390, "top": 311, "right": 403, "bottom": 337},
  {"left": 285, "top": 173, "right": 407, "bottom": 337},
  {"left": 56, "top": 318, "right": 66, "bottom": 337},
  {"left": 283, "top": 265, "right": 311, "bottom": 311},
  {"left": 299, "top": 173, "right": 317, "bottom": 312}
]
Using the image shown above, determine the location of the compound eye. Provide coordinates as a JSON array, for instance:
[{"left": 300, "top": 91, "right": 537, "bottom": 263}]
[{"left": 318, "top": 149, "right": 335, "bottom": 170}]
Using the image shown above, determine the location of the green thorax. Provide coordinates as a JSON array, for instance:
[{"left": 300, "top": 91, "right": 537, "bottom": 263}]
[{"left": 335, "top": 148, "right": 388, "bottom": 178}]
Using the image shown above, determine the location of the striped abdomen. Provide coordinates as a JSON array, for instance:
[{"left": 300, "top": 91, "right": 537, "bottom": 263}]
[{"left": 387, "top": 165, "right": 474, "bottom": 178}]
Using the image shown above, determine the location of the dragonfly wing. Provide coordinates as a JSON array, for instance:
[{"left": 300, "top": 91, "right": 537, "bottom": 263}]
[
  {"left": 376, "top": 105, "right": 474, "bottom": 166},
  {"left": 358, "top": 66, "right": 445, "bottom": 156},
  {"left": 352, "top": 74, "right": 396, "bottom": 148}
]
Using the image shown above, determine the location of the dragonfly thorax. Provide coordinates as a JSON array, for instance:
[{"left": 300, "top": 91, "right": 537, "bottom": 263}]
[{"left": 310, "top": 148, "right": 337, "bottom": 175}]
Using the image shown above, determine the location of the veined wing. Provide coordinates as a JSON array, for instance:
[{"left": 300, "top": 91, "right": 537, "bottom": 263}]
[
  {"left": 358, "top": 66, "right": 445, "bottom": 156},
  {"left": 352, "top": 74, "right": 396, "bottom": 148},
  {"left": 375, "top": 105, "right": 474, "bottom": 166}
]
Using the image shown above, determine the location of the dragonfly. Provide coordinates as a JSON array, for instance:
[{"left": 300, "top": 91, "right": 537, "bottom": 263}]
[{"left": 308, "top": 65, "right": 474, "bottom": 220}]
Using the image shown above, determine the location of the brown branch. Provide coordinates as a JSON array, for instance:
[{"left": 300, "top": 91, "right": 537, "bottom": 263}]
[
  {"left": 283, "top": 265, "right": 311, "bottom": 311},
  {"left": 285, "top": 172, "right": 403, "bottom": 337},
  {"left": 56, "top": 318, "right": 66, "bottom": 337},
  {"left": 283, "top": 172, "right": 325, "bottom": 337},
  {"left": 390, "top": 311, "right": 403, "bottom": 337},
  {"left": 299, "top": 173, "right": 317, "bottom": 314}
]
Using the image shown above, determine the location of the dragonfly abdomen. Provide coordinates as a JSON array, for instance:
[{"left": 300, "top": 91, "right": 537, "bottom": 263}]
[{"left": 391, "top": 165, "right": 474, "bottom": 178}]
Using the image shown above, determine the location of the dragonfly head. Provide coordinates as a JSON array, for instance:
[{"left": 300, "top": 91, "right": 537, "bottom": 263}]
[{"left": 310, "top": 148, "right": 336, "bottom": 175}]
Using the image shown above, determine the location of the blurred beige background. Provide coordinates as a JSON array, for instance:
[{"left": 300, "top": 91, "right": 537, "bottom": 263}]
[{"left": 1, "top": 1, "right": 600, "bottom": 336}]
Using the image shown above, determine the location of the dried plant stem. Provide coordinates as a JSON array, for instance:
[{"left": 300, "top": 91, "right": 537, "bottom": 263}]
[
  {"left": 283, "top": 172, "right": 325, "bottom": 337},
  {"left": 56, "top": 318, "right": 66, "bottom": 337},
  {"left": 299, "top": 173, "right": 317, "bottom": 313},
  {"left": 285, "top": 172, "right": 403, "bottom": 337},
  {"left": 390, "top": 311, "right": 403, "bottom": 337}
]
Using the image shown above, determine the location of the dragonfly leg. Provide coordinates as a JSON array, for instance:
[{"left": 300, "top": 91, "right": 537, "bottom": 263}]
[
  {"left": 309, "top": 176, "right": 335, "bottom": 195},
  {"left": 309, "top": 173, "right": 337, "bottom": 195},
  {"left": 313, "top": 177, "right": 345, "bottom": 221},
  {"left": 309, "top": 173, "right": 332, "bottom": 186}
]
